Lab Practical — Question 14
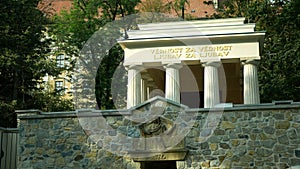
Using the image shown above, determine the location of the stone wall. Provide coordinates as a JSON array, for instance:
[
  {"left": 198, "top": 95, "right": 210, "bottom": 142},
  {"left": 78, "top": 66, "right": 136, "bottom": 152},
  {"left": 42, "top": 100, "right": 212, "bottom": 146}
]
[
  {"left": 17, "top": 103, "right": 300, "bottom": 169},
  {"left": 183, "top": 106, "right": 300, "bottom": 169}
]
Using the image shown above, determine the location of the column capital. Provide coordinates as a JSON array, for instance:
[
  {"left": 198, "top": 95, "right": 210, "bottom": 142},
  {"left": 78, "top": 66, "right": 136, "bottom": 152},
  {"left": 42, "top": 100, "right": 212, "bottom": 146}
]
[
  {"left": 201, "top": 61, "right": 221, "bottom": 68},
  {"left": 241, "top": 59, "right": 260, "bottom": 66},
  {"left": 125, "top": 64, "right": 144, "bottom": 71},
  {"left": 163, "top": 62, "right": 183, "bottom": 69}
]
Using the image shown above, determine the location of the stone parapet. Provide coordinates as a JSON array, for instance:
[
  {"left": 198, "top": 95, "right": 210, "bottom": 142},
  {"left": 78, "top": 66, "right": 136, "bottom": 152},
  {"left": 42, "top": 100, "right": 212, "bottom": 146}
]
[{"left": 17, "top": 101, "right": 300, "bottom": 169}]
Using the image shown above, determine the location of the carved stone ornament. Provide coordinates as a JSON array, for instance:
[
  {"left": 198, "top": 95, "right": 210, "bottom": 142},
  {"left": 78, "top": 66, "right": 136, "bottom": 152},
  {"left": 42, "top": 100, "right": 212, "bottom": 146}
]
[{"left": 126, "top": 96, "right": 189, "bottom": 161}]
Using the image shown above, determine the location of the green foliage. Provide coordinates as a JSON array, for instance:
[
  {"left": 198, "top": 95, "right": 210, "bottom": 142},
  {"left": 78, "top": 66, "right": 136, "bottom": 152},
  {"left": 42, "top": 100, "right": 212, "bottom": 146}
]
[
  {"left": 138, "top": 0, "right": 173, "bottom": 13},
  {"left": 31, "top": 90, "right": 74, "bottom": 112},
  {"left": 52, "top": 0, "right": 140, "bottom": 109},
  {"left": 170, "top": 0, "right": 190, "bottom": 19},
  {"left": 52, "top": 0, "right": 140, "bottom": 51},
  {"left": 214, "top": 0, "right": 300, "bottom": 102},
  {"left": 0, "top": 0, "right": 73, "bottom": 127},
  {"left": 0, "top": 101, "right": 17, "bottom": 128},
  {"left": 95, "top": 45, "right": 125, "bottom": 109},
  {"left": 256, "top": 0, "right": 300, "bottom": 102}
]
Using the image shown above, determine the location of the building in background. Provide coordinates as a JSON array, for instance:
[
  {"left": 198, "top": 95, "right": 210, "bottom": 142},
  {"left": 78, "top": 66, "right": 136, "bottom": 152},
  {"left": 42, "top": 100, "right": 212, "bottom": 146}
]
[{"left": 38, "top": 0, "right": 221, "bottom": 100}]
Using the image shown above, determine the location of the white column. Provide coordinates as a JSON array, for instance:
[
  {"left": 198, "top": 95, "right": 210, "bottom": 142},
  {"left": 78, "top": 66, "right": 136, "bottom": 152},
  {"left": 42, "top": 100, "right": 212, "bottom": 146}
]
[
  {"left": 141, "top": 74, "right": 153, "bottom": 101},
  {"left": 242, "top": 60, "right": 260, "bottom": 104},
  {"left": 141, "top": 78, "right": 147, "bottom": 102},
  {"left": 202, "top": 61, "right": 221, "bottom": 108},
  {"left": 126, "top": 65, "right": 143, "bottom": 109},
  {"left": 164, "top": 63, "right": 182, "bottom": 103}
]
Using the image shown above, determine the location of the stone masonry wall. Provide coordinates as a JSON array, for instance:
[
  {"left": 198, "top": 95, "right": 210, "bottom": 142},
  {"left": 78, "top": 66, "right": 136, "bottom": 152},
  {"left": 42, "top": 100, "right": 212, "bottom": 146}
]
[
  {"left": 17, "top": 104, "right": 300, "bottom": 169},
  {"left": 183, "top": 107, "right": 300, "bottom": 169}
]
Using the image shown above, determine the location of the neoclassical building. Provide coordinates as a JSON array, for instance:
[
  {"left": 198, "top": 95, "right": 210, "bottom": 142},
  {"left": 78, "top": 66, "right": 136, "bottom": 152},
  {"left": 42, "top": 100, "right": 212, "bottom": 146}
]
[{"left": 119, "top": 17, "right": 265, "bottom": 109}]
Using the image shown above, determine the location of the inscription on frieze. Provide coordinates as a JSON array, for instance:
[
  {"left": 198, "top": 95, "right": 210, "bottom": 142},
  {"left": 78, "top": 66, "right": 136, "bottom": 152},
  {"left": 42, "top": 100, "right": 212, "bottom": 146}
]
[
  {"left": 124, "top": 43, "right": 260, "bottom": 63},
  {"left": 151, "top": 45, "right": 233, "bottom": 60}
]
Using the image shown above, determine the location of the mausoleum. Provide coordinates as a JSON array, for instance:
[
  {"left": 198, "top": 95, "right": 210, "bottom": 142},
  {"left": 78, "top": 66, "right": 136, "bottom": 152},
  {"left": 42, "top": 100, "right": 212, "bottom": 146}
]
[{"left": 119, "top": 17, "right": 264, "bottom": 108}]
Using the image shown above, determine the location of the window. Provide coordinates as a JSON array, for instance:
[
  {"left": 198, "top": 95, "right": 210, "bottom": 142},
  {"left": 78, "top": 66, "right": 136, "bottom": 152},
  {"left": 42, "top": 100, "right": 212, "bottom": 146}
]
[
  {"left": 56, "top": 54, "right": 65, "bottom": 68},
  {"left": 55, "top": 81, "right": 64, "bottom": 94}
]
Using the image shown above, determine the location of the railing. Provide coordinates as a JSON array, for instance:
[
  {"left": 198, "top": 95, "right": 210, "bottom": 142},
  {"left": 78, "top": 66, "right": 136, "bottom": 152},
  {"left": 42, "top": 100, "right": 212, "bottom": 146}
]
[{"left": 0, "top": 127, "right": 18, "bottom": 169}]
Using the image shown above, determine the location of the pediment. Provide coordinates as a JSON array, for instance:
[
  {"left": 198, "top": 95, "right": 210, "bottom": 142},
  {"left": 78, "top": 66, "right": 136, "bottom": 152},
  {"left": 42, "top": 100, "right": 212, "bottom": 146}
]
[
  {"left": 127, "top": 96, "right": 189, "bottom": 124},
  {"left": 124, "top": 97, "right": 190, "bottom": 160},
  {"left": 129, "top": 96, "right": 189, "bottom": 112}
]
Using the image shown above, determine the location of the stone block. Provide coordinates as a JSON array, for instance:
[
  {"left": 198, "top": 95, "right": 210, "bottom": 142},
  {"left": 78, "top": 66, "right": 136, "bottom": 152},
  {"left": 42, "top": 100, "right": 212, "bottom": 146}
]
[
  {"left": 287, "top": 129, "right": 298, "bottom": 139},
  {"left": 256, "top": 148, "right": 273, "bottom": 157},
  {"left": 210, "top": 143, "right": 218, "bottom": 151},
  {"left": 202, "top": 150, "right": 212, "bottom": 155},
  {"left": 248, "top": 150, "right": 256, "bottom": 155},
  {"left": 214, "top": 129, "right": 225, "bottom": 135},
  {"left": 219, "top": 159, "right": 232, "bottom": 169},
  {"left": 221, "top": 121, "right": 235, "bottom": 130},
  {"left": 201, "top": 142, "right": 209, "bottom": 149},
  {"left": 201, "top": 160, "right": 210, "bottom": 168},
  {"left": 263, "top": 126, "right": 275, "bottom": 134},
  {"left": 250, "top": 133, "right": 257, "bottom": 140},
  {"left": 231, "top": 155, "right": 240, "bottom": 162},
  {"left": 85, "top": 151, "right": 97, "bottom": 158},
  {"left": 275, "top": 121, "right": 290, "bottom": 129},
  {"left": 251, "top": 128, "right": 262, "bottom": 133},
  {"left": 294, "top": 114, "right": 300, "bottom": 122},
  {"left": 230, "top": 139, "right": 240, "bottom": 147},
  {"left": 220, "top": 143, "right": 230, "bottom": 149},
  {"left": 236, "top": 145, "right": 247, "bottom": 156},
  {"left": 261, "top": 140, "right": 276, "bottom": 149},
  {"left": 274, "top": 144, "right": 285, "bottom": 153},
  {"left": 291, "top": 158, "right": 300, "bottom": 166},
  {"left": 278, "top": 134, "right": 289, "bottom": 144},
  {"left": 55, "top": 157, "right": 65, "bottom": 166},
  {"left": 207, "top": 135, "right": 221, "bottom": 143},
  {"left": 273, "top": 113, "right": 284, "bottom": 120},
  {"left": 259, "top": 133, "right": 270, "bottom": 140}
]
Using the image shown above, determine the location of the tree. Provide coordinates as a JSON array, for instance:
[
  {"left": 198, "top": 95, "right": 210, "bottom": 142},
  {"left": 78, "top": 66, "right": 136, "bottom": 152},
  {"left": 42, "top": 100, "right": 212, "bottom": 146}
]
[
  {"left": 215, "top": 0, "right": 300, "bottom": 102},
  {"left": 254, "top": 0, "right": 300, "bottom": 102},
  {"left": 176, "top": 0, "right": 190, "bottom": 19},
  {"left": 52, "top": 0, "right": 140, "bottom": 109},
  {"left": 0, "top": 0, "right": 67, "bottom": 127},
  {"left": 138, "top": 0, "right": 173, "bottom": 13}
]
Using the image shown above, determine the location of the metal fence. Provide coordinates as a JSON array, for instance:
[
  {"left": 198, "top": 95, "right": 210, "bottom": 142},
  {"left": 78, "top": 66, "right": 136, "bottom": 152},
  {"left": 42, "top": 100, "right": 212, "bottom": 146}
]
[{"left": 0, "top": 127, "right": 18, "bottom": 169}]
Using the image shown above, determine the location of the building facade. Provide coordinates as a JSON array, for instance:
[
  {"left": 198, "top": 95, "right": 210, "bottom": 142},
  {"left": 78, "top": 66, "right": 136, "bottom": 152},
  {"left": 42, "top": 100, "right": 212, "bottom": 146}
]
[{"left": 120, "top": 18, "right": 264, "bottom": 108}]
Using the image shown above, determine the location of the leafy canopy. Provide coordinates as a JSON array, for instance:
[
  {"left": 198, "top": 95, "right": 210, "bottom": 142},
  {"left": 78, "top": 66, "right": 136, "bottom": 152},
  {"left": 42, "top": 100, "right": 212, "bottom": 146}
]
[
  {"left": 0, "top": 0, "right": 73, "bottom": 127},
  {"left": 214, "top": 0, "right": 300, "bottom": 102}
]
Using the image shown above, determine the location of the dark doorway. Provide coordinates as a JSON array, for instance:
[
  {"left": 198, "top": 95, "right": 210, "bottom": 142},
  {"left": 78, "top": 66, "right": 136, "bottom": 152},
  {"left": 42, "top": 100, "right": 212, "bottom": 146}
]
[{"left": 141, "top": 161, "right": 177, "bottom": 169}]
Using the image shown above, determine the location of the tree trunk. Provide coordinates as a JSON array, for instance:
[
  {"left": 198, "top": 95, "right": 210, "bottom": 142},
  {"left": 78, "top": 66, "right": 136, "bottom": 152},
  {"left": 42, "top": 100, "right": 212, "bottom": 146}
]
[{"left": 12, "top": 70, "right": 19, "bottom": 101}]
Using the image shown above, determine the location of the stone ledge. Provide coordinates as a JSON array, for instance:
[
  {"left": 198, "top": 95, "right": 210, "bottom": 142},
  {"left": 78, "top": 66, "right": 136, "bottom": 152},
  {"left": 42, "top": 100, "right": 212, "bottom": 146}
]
[
  {"left": 132, "top": 149, "right": 188, "bottom": 162},
  {"left": 0, "top": 126, "right": 19, "bottom": 132},
  {"left": 16, "top": 101, "right": 300, "bottom": 119}
]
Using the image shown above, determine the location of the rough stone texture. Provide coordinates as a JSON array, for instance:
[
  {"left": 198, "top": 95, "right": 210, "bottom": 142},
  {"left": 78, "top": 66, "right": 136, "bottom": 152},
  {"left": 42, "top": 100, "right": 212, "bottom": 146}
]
[{"left": 17, "top": 103, "right": 300, "bottom": 169}]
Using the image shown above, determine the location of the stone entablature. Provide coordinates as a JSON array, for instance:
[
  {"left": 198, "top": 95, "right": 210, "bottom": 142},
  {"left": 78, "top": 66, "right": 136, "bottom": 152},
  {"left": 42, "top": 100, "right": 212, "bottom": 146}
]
[
  {"left": 17, "top": 100, "right": 300, "bottom": 169},
  {"left": 127, "top": 18, "right": 256, "bottom": 39},
  {"left": 123, "top": 43, "right": 261, "bottom": 64},
  {"left": 120, "top": 18, "right": 265, "bottom": 65}
]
